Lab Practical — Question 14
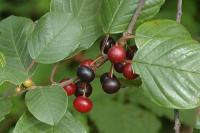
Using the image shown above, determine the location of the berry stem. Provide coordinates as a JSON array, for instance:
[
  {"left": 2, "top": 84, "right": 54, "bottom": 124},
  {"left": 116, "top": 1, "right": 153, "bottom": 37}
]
[
  {"left": 26, "top": 60, "right": 36, "bottom": 72},
  {"left": 60, "top": 77, "right": 79, "bottom": 87},
  {"left": 109, "top": 64, "right": 114, "bottom": 78},
  {"left": 50, "top": 63, "right": 59, "bottom": 84}
]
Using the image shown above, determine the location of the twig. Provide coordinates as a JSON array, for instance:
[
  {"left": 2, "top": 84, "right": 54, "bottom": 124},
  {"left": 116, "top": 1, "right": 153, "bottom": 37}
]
[
  {"left": 125, "top": 0, "right": 145, "bottom": 35},
  {"left": 176, "top": 0, "right": 182, "bottom": 23},
  {"left": 174, "top": 1, "right": 182, "bottom": 133},
  {"left": 50, "top": 64, "right": 58, "bottom": 84},
  {"left": 174, "top": 109, "right": 181, "bottom": 133},
  {"left": 26, "top": 60, "right": 36, "bottom": 72},
  {"left": 60, "top": 77, "right": 78, "bottom": 87}
]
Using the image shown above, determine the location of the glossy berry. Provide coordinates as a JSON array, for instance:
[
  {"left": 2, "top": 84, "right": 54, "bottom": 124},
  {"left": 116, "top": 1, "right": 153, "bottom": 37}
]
[
  {"left": 123, "top": 63, "right": 138, "bottom": 80},
  {"left": 114, "top": 62, "right": 126, "bottom": 73},
  {"left": 100, "top": 37, "right": 115, "bottom": 54},
  {"left": 60, "top": 79, "right": 77, "bottom": 96},
  {"left": 102, "top": 77, "right": 121, "bottom": 94},
  {"left": 100, "top": 72, "right": 116, "bottom": 84},
  {"left": 77, "top": 66, "right": 95, "bottom": 82},
  {"left": 75, "top": 82, "right": 92, "bottom": 97},
  {"left": 22, "top": 79, "right": 33, "bottom": 88},
  {"left": 73, "top": 96, "right": 93, "bottom": 113},
  {"left": 108, "top": 45, "right": 126, "bottom": 63},
  {"left": 80, "top": 59, "right": 93, "bottom": 68},
  {"left": 126, "top": 45, "right": 137, "bottom": 60}
]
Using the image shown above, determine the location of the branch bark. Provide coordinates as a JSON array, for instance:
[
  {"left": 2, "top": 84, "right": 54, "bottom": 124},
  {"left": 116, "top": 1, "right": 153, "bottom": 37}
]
[
  {"left": 174, "top": 1, "right": 182, "bottom": 133},
  {"left": 125, "top": 0, "right": 145, "bottom": 35}
]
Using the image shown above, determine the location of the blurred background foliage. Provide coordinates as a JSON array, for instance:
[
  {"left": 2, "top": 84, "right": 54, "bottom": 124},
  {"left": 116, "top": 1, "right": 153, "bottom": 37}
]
[{"left": 0, "top": 0, "right": 200, "bottom": 133}]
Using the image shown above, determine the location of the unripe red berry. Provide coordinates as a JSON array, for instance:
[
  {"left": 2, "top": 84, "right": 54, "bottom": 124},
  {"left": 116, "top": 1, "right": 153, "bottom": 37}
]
[
  {"left": 60, "top": 79, "right": 77, "bottom": 96},
  {"left": 123, "top": 63, "right": 138, "bottom": 80},
  {"left": 73, "top": 96, "right": 93, "bottom": 113},
  {"left": 108, "top": 45, "right": 126, "bottom": 63},
  {"left": 80, "top": 59, "right": 93, "bottom": 68}
]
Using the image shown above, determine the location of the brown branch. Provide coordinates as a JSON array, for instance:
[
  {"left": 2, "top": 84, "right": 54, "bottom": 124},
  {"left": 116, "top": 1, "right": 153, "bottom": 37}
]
[
  {"left": 174, "top": 1, "right": 182, "bottom": 133},
  {"left": 176, "top": 0, "right": 182, "bottom": 23},
  {"left": 50, "top": 64, "right": 58, "bottom": 84},
  {"left": 174, "top": 109, "right": 181, "bottom": 133},
  {"left": 26, "top": 60, "right": 36, "bottom": 72},
  {"left": 125, "top": 0, "right": 145, "bottom": 35}
]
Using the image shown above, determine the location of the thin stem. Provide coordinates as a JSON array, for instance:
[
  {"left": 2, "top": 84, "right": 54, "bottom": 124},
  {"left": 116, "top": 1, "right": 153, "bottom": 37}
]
[
  {"left": 125, "top": 0, "right": 145, "bottom": 35},
  {"left": 26, "top": 60, "right": 36, "bottom": 72},
  {"left": 173, "top": 1, "right": 182, "bottom": 133},
  {"left": 50, "top": 64, "right": 58, "bottom": 84},
  {"left": 174, "top": 109, "right": 181, "bottom": 133},
  {"left": 60, "top": 77, "right": 78, "bottom": 87},
  {"left": 109, "top": 63, "right": 114, "bottom": 78},
  {"left": 176, "top": 0, "right": 182, "bottom": 23}
]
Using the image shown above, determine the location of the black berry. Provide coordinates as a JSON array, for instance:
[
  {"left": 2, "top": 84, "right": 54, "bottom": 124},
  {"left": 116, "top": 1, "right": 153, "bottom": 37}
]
[
  {"left": 75, "top": 82, "right": 92, "bottom": 97},
  {"left": 114, "top": 62, "right": 126, "bottom": 73},
  {"left": 100, "top": 37, "right": 115, "bottom": 54},
  {"left": 77, "top": 66, "right": 95, "bottom": 82},
  {"left": 100, "top": 72, "right": 116, "bottom": 84},
  {"left": 126, "top": 45, "right": 137, "bottom": 60},
  {"left": 102, "top": 77, "right": 121, "bottom": 94}
]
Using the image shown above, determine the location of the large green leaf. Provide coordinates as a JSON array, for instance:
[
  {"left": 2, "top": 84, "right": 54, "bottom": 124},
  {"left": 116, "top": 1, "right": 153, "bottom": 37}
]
[
  {"left": 0, "top": 16, "right": 34, "bottom": 85},
  {"left": 89, "top": 98, "right": 161, "bottom": 133},
  {"left": 100, "top": 0, "right": 165, "bottom": 33},
  {"left": 25, "top": 85, "right": 68, "bottom": 125},
  {"left": 50, "top": 0, "right": 103, "bottom": 57},
  {"left": 0, "top": 97, "right": 12, "bottom": 122},
  {"left": 133, "top": 19, "right": 200, "bottom": 109},
  {"left": 28, "top": 12, "right": 82, "bottom": 64},
  {"left": 13, "top": 112, "right": 87, "bottom": 133},
  {"left": 0, "top": 52, "right": 5, "bottom": 68}
]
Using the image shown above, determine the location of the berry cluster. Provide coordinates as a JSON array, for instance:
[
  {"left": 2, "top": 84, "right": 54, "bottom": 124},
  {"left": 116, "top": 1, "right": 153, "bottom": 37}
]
[{"left": 60, "top": 37, "right": 138, "bottom": 113}]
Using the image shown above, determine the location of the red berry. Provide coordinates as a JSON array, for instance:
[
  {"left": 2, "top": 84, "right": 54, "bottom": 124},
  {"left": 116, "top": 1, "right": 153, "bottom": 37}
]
[
  {"left": 80, "top": 59, "right": 93, "bottom": 68},
  {"left": 73, "top": 96, "right": 93, "bottom": 113},
  {"left": 60, "top": 79, "right": 77, "bottom": 96},
  {"left": 108, "top": 45, "right": 126, "bottom": 63},
  {"left": 123, "top": 63, "right": 138, "bottom": 80}
]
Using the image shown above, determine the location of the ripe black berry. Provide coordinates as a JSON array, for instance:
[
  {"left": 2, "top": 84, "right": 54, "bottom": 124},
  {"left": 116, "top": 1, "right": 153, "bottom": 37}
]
[
  {"left": 126, "top": 45, "right": 137, "bottom": 60},
  {"left": 102, "top": 77, "right": 121, "bottom": 94},
  {"left": 100, "top": 37, "right": 115, "bottom": 54},
  {"left": 75, "top": 82, "right": 92, "bottom": 97},
  {"left": 114, "top": 62, "right": 126, "bottom": 73},
  {"left": 77, "top": 66, "right": 95, "bottom": 82},
  {"left": 100, "top": 72, "right": 116, "bottom": 84}
]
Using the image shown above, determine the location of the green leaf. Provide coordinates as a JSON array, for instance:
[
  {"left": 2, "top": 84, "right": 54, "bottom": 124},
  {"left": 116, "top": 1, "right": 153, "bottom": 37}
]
[
  {"left": 90, "top": 99, "right": 161, "bottom": 133},
  {"left": 13, "top": 112, "right": 87, "bottom": 133},
  {"left": 100, "top": 0, "right": 165, "bottom": 33},
  {"left": 133, "top": 19, "right": 200, "bottom": 109},
  {"left": 0, "top": 16, "right": 34, "bottom": 85},
  {"left": 0, "top": 97, "right": 12, "bottom": 122},
  {"left": 0, "top": 52, "right": 5, "bottom": 68},
  {"left": 28, "top": 12, "right": 82, "bottom": 64},
  {"left": 50, "top": 0, "right": 103, "bottom": 57},
  {"left": 25, "top": 85, "right": 68, "bottom": 125}
]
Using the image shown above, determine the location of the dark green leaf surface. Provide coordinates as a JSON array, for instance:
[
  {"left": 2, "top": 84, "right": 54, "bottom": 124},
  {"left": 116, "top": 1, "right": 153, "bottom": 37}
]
[
  {"left": 28, "top": 12, "right": 82, "bottom": 64},
  {"left": 50, "top": 0, "right": 103, "bottom": 57},
  {"left": 89, "top": 99, "right": 161, "bottom": 133},
  {"left": 0, "top": 97, "right": 12, "bottom": 122},
  {"left": 133, "top": 19, "right": 200, "bottom": 109},
  {"left": 100, "top": 0, "right": 165, "bottom": 33},
  {"left": 0, "top": 16, "right": 34, "bottom": 85},
  {"left": 25, "top": 85, "right": 68, "bottom": 125},
  {"left": 13, "top": 112, "right": 87, "bottom": 133}
]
